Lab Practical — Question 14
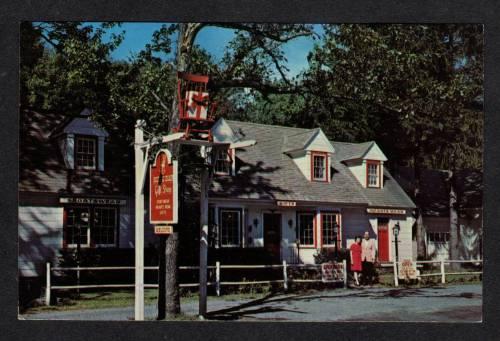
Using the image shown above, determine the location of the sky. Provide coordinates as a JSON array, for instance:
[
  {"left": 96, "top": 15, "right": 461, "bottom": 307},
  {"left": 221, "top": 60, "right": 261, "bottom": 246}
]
[{"left": 96, "top": 23, "right": 322, "bottom": 77}]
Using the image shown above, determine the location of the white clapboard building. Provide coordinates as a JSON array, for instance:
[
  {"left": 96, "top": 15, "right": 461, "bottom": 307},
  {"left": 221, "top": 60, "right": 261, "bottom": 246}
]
[
  {"left": 19, "top": 111, "right": 417, "bottom": 283},
  {"left": 208, "top": 119, "right": 416, "bottom": 264},
  {"left": 18, "top": 109, "right": 157, "bottom": 280}
]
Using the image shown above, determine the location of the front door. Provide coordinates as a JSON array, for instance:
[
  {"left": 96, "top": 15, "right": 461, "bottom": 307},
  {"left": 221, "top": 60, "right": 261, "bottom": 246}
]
[
  {"left": 263, "top": 213, "right": 282, "bottom": 262},
  {"left": 377, "top": 218, "right": 390, "bottom": 262}
]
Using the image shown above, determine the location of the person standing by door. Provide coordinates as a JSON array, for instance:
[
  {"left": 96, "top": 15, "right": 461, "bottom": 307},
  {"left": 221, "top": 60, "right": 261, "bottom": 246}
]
[
  {"left": 350, "top": 236, "right": 362, "bottom": 286},
  {"left": 361, "top": 231, "right": 376, "bottom": 285}
]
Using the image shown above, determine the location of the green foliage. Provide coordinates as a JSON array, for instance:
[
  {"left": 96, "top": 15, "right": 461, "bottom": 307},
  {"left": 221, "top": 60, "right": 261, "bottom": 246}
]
[
  {"left": 305, "top": 24, "right": 483, "bottom": 170},
  {"left": 20, "top": 22, "right": 483, "bottom": 171}
]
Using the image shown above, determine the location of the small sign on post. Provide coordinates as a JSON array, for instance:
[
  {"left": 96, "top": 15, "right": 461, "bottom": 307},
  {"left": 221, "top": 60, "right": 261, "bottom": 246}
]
[
  {"left": 154, "top": 225, "right": 173, "bottom": 235},
  {"left": 321, "top": 262, "right": 344, "bottom": 283},
  {"left": 398, "top": 259, "right": 418, "bottom": 280},
  {"left": 150, "top": 149, "right": 178, "bottom": 225}
]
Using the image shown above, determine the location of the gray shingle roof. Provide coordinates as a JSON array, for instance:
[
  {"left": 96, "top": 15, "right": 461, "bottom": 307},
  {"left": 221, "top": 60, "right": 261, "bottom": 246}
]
[
  {"left": 333, "top": 141, "right": 374, "bottom": 161},
  {"left": 211, "top": 120, "right": 415, "bottom": 208},
  {"left": 19, "top": 110, "right": 130, "bottom": 196},
  {"left": 282, "top": 128, "right": 319, "bottom": 153}
]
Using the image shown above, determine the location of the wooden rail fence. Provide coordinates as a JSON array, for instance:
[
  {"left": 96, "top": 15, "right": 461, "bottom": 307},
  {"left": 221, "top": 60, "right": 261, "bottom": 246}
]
[
  {"left": 45, "top": 260, "right": 347, "bottom": 306},
  {"left": 44, "top": 259, "right": 481, "bottom": 305}
]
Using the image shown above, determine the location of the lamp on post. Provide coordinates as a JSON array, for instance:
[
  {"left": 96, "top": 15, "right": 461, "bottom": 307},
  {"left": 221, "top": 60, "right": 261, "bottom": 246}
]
[
  {"left": 333, "top": 221, "right": 339, "bottom": 260},
  {"left": 393, "top": 222, "right": 401, "bottom": 264}
]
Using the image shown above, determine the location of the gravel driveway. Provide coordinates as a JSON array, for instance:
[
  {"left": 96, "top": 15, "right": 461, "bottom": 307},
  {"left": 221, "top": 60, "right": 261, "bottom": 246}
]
[{"left": 20, "top": 284, "right": 481, "bottom": 322}]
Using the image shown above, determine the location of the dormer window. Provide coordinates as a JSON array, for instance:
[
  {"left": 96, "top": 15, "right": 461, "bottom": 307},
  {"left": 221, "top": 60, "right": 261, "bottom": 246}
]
[
  {"left": 215, "top": 149, "right": 232, "bottom": 175},
  {"left": 75, "top": 136, "right": 97, "bottom": 170},
  {"left": 311, "top": 152, "right": 328, "bottom": 182},
  {"left": 366, "top": 160, "right": 381, "bottom": 188}
]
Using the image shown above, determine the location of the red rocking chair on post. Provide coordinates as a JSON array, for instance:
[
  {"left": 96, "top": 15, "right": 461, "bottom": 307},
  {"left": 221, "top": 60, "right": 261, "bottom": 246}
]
[{"left": 174, "top": 71, "right": 218, "bottom": 141}]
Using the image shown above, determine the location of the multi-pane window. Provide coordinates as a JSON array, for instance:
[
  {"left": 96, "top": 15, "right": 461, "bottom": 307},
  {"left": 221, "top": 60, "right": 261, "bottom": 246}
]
[
  {"left": 208, "top": 205, "right": 218, "bottom": 247},
  {"left": 65, "top": 207, "right": 91, "bottom": 246},
  {"left": 367, "top": 161, "right": 380, "bottom": 187},
  {"left": 322, "top": 213, "right": 340, "bottom": 246},
  {"left": 64, "top": 206, "right": 117, "bottom": 247},
  {"left": 76, "top": 136, "right": 96, "bottom": 169},
  {"left": 428, "top": 232, "right": 450, "bottom": 243},
  {"left": 92, "top": 207, "right": 117, "bottom": 245},
  {"left": 298, "top": 213, "right": 315, "bottom": 246},
  {"left": 215, "top": 149, "right": 231, "bottom": 175},
  {"left": 219, "top": 209, "right": 241, "bottom": 247},
  {"left": 312, "top": 154, "right": 327, "bottom": 181}
]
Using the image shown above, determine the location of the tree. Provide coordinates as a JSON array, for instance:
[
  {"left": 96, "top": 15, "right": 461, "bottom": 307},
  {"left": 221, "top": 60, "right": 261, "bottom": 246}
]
[
  {"left": 143, "top": 23, "right": 317, "bottom": 318},
  {"left": 304, "top": 24, "right": 483, "bottom": 259}
]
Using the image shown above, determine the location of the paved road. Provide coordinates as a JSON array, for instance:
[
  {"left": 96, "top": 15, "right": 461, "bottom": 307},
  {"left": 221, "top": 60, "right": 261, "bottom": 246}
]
[{"left": 20, "top": 284, "right": 481, "bottom": 322}]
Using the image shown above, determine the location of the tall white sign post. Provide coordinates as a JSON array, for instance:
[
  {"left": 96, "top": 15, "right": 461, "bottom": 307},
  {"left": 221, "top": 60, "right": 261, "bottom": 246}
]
[{"left": 134, "top": 120, "right": 145, "bottom": 321}]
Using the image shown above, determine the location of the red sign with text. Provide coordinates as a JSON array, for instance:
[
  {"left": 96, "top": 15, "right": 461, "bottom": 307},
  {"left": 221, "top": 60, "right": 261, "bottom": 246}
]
[{"left": 149, "top": 150, "right": 178, "bottom": 224}]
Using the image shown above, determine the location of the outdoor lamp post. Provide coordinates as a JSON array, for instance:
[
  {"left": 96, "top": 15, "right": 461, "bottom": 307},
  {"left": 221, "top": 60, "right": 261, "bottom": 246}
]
[
  {"left": 333, "top": 221, "right": 339, "bottom": 260},
  {"left": 393, "top": 222, "right": 401, "bottom": 263}
]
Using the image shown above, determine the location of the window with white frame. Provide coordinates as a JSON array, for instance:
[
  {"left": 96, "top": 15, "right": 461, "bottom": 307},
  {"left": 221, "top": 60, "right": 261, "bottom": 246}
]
[
  {"left": 219, "top": 208, "right": 241, "bottom": 247},
  {"left": 321, "top": 213, "right": 340, "bottom": 246},
  {"left": 64, "top": 206, "right": 118, "bottom": 247},
  {"left": 75, "top": 136, "right": 97, "bottom": 170},
  {"left": 65, "top": 207, "right": 91, "bottom": 247},
  {"left": 367, "top": 161, "right": 380, "bottom": 187},
  {"left": 312, "top": 153, "right": 327, "bottom": 181},
  {"left": 298, "top": 212, "right": 315, "bottom": 246},
  {"left": 215, "top": 149, "right": 231, "bottom": 175},
  {"left": 92, "top": 207, "right": 117, "bottom": 246}
]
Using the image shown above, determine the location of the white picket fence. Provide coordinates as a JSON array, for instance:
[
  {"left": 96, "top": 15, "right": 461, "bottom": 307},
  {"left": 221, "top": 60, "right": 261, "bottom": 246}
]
[
  {"left": 45, "top": 260, "right": 348, "bottom": 306},
  {"left": 386, "top": 259, "right": 483, "bottom": 287},
  {"left": 45, "top": 259, "right": 482, "bottom": 305}
]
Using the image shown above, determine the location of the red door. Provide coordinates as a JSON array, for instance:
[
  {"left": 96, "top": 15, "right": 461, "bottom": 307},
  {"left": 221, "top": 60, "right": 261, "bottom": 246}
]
[{"left": 377, "top": 219, "right": 390, "bottom": 262}]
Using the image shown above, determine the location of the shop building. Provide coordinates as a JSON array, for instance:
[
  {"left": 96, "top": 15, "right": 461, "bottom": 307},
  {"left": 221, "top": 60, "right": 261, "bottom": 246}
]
[{"left": 208, "top": 119, "right": 416, "bottom": 264}]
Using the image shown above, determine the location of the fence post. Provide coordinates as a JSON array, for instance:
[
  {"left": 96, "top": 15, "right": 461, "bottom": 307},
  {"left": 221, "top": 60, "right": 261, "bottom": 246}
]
[
  {"left": 282, "top": 260, "right": 288, "bottom": 291},
  {"left": 342, "top": 259, "right": 347, "bottom": 289},
  {"left": 393, "top": 261, "right": 399, "bottom": 287},
  {"left": 216, "top": 261, "right": 221, "bottom": 297},
  {"left": 45, "top": 262, "right": 51, "bottom": 306},
  {"left": 441, "top": 260, "right": 445, "bottom": 284}
]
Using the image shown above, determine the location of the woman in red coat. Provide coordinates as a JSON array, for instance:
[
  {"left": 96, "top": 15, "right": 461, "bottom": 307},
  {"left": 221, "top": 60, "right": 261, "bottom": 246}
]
[{"left": 350, "top": 236, "right": 362, "bottom": 286}]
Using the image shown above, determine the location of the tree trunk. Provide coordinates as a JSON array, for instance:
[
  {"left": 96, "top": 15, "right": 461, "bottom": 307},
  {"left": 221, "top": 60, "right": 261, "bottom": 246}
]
[
  {"left": 158, "top": 23, "right": 203, "bottom": 319},
  {"left": 449, "top": 172, "right": 460, "bottom": 269},
  {"left": 413, "top": 149, "right": 427, "bottom": 259},
  {"left": 165, "top": 232, "right": 180, "bottom": 316},
  {"left": 415, "top": 212, "right": 426, "bottom": 259},
  {"left": 156, "top": 235, "right": 166, "bottom": 320}
]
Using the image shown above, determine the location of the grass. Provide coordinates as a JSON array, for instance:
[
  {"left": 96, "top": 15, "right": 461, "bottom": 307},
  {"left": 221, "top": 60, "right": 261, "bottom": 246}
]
[{"left": 22, "top": 289, "right": 269, "bottom": 315}]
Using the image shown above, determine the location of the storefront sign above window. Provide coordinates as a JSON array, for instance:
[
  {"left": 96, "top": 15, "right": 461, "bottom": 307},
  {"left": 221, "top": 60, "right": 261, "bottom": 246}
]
[
  {"left": 366, "top": 208, "right": 406, "bottom": 215},
  {"left": 59, "top": 197, "right": 126, "bottom": 205},
  {"left": 276, "top": 201, "right": 297, "bottom": 207},
  {"left": 150, "top": 149, "right": 178, "bottom": 224}
]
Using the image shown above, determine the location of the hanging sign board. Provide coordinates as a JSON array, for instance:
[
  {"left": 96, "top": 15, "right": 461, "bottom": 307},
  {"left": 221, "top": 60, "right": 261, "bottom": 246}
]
[
  {"left": 321, "top": 262, "right": 344, "bottom": 283},
  {"left": 150, "top": 149, "right": 178, "bottom": 224},
  {"left": 398, "top": 259, "right": 418, "bottom": 279}
]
